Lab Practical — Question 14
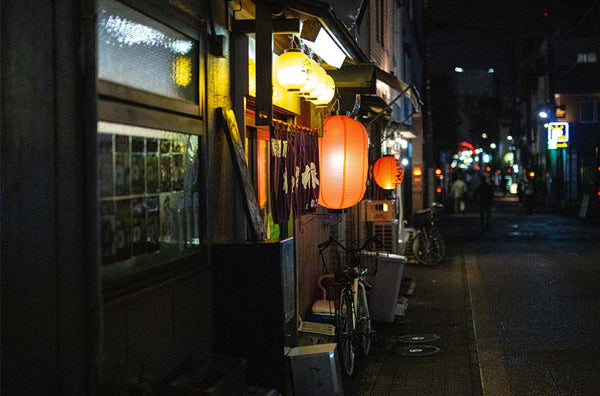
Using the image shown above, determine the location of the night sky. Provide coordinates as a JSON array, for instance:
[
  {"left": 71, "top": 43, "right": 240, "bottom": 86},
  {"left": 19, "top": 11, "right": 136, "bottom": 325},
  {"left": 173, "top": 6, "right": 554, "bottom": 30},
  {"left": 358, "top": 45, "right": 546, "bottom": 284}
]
[{"left": 427, "top": 0, "right": 599, "bottom": 90}]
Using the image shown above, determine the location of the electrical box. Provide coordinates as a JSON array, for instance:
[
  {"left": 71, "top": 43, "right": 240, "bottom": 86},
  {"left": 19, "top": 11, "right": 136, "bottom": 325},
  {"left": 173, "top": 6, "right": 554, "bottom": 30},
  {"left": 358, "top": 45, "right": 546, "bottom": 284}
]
[{"left": 287, "top": 344, "right": 343, "bottom": 396}]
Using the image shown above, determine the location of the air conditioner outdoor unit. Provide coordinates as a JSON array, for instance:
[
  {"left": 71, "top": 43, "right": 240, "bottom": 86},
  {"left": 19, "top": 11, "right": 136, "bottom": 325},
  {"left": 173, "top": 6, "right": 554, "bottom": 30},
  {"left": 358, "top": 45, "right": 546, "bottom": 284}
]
[{"left": 372, "top": 221, "right": 398, "bottom": 254}]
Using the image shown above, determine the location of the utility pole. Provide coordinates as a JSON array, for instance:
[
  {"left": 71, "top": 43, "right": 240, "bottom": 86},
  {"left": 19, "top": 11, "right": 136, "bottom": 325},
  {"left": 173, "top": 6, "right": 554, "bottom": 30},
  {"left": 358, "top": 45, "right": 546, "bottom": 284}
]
[{"left": 423, "top": 0, "right": 435, "bottom": 206}]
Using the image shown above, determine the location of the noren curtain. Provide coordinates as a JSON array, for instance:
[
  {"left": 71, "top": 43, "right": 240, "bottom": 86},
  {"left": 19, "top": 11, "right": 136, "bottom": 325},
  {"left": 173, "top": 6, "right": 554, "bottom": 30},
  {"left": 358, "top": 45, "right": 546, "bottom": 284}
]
[{"left": 270, "top": 121, "right": 320, "bottom": 223}]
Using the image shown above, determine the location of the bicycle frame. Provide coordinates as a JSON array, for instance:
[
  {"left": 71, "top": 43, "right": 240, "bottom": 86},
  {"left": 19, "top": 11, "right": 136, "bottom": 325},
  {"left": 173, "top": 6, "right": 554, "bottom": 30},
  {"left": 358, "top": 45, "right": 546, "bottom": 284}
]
[
  {"left": 316, "top": 236, "right": 381, "bottom": 376},
  {"left": 411, "top": 207, "right": 446, "bottom": 266}
]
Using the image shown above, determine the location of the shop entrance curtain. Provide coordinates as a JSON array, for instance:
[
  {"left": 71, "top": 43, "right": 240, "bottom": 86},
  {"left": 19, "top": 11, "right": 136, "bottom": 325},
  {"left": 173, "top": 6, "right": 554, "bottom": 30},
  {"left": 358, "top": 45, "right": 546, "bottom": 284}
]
[{"left": 270, "top": 121, "right": 320, "bottom": 223}]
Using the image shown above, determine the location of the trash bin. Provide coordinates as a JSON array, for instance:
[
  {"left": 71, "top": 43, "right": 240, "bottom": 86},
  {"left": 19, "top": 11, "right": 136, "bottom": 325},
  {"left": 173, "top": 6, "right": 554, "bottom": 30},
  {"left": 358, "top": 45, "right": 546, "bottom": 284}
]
[
  {"left": 367, "top": 253, "right": 407, "bottom": 323},
  {"left": 169, "top": 355, "right": 247, "bottom": 396}
]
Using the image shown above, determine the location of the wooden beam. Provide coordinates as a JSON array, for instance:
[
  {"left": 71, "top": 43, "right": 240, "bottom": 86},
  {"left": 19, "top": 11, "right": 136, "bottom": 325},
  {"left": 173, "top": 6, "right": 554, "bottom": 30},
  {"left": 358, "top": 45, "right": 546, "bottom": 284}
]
[
  {"left": 218, "top": 107, "right": 267, "bottom": 241},
  {"left": 232, "top": 18, "right": 300, "bottom": 34},
  {"left": 255, "top": 1, "right": 273, "bottom": 126}
]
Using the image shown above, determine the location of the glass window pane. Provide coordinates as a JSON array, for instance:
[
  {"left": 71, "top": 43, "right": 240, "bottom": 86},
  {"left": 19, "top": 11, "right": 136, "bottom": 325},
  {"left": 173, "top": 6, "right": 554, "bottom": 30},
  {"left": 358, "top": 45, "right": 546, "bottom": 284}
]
[
  {"left": 97, "top": 0, "right": 199, "bottom": 103},
  {"left": 97, "top": 121, "right": 201, "bottom": 269}
]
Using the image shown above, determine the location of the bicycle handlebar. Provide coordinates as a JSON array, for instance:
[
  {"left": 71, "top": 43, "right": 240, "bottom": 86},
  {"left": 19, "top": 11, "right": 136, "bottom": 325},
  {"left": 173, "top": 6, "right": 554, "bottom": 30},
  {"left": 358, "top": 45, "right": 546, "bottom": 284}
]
[{"left": 318, "top": 235, "right": 384, "bottom": 254}]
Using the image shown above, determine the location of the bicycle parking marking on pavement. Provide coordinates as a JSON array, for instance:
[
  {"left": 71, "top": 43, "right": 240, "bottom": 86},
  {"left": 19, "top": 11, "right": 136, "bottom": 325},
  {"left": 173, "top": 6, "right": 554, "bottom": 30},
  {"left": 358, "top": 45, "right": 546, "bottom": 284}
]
[{"left": 465, "top": 255, "right": 512, "bottom": 395}]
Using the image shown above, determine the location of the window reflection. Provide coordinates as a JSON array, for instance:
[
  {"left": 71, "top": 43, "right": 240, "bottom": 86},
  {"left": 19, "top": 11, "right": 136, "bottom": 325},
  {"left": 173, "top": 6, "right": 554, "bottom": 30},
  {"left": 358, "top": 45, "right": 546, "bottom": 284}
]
[
  {"left": 97, "top": 0, "right": 198, "bottom": 102},
  {"left": 98, "top": 122, "right": 200, "bottom": 265}
]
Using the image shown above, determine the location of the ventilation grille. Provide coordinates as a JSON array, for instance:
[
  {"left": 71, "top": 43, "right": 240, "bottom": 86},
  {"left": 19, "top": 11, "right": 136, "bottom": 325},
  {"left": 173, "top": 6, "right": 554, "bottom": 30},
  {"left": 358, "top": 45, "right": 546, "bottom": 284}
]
[{"left": 373, "top": 223, "right": 395, "bottom": 253}]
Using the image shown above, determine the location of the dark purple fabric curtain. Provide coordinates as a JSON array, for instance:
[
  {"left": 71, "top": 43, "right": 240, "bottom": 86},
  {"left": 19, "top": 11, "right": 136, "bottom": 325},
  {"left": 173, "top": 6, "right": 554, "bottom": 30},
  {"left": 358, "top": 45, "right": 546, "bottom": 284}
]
[
  {"left": 270, "top": 122, "right": 291, "bottom": 223},
  {"left": 270, "top": 121, "right": 320, "bottom": 223}
]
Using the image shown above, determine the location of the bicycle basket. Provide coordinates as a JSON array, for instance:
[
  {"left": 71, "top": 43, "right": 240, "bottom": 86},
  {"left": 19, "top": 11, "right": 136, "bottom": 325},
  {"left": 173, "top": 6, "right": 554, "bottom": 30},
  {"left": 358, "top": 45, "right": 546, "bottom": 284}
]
[{"left": 413, "top": 210, "right": 432, "bottom": 228}]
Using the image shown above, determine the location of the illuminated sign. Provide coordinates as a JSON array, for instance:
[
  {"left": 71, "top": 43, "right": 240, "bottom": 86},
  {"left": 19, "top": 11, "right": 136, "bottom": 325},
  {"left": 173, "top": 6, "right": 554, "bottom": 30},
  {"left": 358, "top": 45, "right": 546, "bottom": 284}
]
[
  {"left": 547, "top": 122, "right": 569, "bottom": 149},
  {"left": 457, "top": 141, "right": 475, "bottom": 152},
  {"left": 555, "top": 106, "right": 566, "bottom": 118}
]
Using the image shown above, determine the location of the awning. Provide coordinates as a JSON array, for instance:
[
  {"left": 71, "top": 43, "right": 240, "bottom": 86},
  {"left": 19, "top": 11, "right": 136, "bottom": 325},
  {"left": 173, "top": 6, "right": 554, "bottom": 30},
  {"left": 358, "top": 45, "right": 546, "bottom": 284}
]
[
  {"left": 280, "top": 0, "right": 369, "bottom": 64},
  {"left": 386, "top": 120, "right": 418, "bottom": 139},
  {"left": 355, "top": 95, "right": 418, "bottom": 139},
  {"left": 327, "top": 63, "right": 422, "bottom": 111}
]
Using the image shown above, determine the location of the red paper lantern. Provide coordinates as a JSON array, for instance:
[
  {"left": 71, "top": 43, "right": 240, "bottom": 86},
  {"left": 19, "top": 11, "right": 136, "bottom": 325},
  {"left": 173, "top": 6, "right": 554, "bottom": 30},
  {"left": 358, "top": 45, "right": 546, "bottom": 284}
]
[
  {"left": 319, "top": 115, "right": 369, "bottom": 209},
  {"left": 373, "top": 156, "right": 404, "bottom": 189}
]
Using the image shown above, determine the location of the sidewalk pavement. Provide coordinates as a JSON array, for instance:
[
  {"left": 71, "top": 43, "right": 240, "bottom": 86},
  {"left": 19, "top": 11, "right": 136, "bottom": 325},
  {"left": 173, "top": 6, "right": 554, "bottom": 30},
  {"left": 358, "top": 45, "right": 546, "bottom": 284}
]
[{"left": 343, "top": 222, "right": 482, "bottom": 396}]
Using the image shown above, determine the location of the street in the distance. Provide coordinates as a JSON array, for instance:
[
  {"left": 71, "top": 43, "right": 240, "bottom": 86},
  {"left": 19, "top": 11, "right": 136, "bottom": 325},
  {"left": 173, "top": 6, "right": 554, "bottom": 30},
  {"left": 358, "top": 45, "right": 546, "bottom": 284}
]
[{"left": 350, "top": 195, "right": 600, "bottom": 395}]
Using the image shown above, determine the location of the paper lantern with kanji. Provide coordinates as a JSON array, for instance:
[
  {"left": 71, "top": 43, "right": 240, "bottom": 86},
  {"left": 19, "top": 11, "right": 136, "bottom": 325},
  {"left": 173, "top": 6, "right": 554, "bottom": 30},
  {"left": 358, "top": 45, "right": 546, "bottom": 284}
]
[
  {"left": 318, "top": 115, "right": 369, "bottom": 209},
  {"left": 373, "top": 156, "right": 404, "bottom": 189}
]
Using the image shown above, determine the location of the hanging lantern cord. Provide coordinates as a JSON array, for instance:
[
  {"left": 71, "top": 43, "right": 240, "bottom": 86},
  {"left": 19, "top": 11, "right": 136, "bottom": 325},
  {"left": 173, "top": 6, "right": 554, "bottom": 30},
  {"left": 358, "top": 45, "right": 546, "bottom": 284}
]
[
  {"left": 331, "top": 97, "right": 340, "bottom": 116},
  {"left": 289, "top": 34, "right": 302, "bottom": 50}
]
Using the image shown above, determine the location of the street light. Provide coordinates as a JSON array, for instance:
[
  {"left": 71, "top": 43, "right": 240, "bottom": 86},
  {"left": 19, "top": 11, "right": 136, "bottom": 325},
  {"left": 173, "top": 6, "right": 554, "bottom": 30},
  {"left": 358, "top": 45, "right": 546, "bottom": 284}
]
[
  {"left": 490, "top": 143, "right": 497, "bottom": 149},
  {"left": 538, "top": 110, "right": 549, "bottom": 119}
]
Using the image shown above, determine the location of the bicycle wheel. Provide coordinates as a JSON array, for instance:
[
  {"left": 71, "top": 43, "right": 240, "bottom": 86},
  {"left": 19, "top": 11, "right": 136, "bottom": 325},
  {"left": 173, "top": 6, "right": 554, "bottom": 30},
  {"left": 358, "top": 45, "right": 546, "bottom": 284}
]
[
  {"left": 432, "top": 231, "right": 446, "bottom": 262},
  {"left": 336, "top": 289, "right": 355, "bottom": 376},
  {"left": 356, "top": 284, "right": 372, "bottom": 357},
  {"left": 412, "top": 231, "right": 445, "bottom": 266}
]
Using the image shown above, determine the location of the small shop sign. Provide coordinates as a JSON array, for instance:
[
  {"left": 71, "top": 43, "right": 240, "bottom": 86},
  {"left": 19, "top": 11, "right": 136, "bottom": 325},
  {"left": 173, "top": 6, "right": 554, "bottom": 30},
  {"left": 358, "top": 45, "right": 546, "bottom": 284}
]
[{"left": 547, "top": 122, "right": 569, "bottom": 149}]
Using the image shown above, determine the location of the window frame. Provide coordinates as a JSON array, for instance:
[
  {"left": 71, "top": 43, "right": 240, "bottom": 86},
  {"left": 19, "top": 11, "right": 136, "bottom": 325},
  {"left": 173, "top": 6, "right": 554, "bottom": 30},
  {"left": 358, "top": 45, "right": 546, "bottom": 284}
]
[
  {"left": 579, "top": 101, "right": 598, "bottom": 124},
  {"left": 96, "top": 0, "right": 207, "bottom": 292},
  {"left": 97, "top": 0, "right": 205, "bottom": 118}
]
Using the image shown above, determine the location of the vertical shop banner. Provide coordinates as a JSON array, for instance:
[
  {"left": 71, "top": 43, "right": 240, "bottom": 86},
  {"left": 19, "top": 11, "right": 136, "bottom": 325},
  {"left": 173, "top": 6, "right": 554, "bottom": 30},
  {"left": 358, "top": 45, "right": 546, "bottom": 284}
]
[
  {"left": 303, "top": 129, "right": 320, "bottom": 214},
  {"left": 270, "top": 122, "right": 291, "bottom": 223}
]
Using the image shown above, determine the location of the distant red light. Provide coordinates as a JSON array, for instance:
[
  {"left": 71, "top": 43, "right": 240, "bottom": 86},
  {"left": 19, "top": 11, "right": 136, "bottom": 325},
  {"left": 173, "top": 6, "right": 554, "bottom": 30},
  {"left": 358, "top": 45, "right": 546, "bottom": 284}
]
[
  {"left": 543, "top": 12, "right": 548, "bottom": 17},
  {"left": 436, "top": 186, "right": 442, "bottom": 193}
]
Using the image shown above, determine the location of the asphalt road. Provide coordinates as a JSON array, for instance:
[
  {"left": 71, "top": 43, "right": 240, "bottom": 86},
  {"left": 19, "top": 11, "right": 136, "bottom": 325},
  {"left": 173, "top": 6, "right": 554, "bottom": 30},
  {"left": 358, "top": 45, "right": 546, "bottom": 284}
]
[{"left": 445, "top": 195, "right": 600, "bottom": 395}]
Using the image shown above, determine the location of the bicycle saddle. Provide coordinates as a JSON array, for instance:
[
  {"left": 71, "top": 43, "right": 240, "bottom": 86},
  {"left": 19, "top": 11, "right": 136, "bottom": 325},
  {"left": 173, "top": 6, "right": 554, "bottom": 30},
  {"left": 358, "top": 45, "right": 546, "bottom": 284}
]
[{"left": 335, "top": 267, "right": 358, "bottom": 284}]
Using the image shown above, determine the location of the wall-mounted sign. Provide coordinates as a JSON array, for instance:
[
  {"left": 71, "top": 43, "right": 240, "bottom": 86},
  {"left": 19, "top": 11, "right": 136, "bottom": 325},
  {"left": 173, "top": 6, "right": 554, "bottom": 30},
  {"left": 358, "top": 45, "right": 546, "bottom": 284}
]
[
  {"left": 555, "top": 106, "right": 566, "bottom": 118},
  {"left": 548, "top": 122, "right": 569, "bottom": 149}
]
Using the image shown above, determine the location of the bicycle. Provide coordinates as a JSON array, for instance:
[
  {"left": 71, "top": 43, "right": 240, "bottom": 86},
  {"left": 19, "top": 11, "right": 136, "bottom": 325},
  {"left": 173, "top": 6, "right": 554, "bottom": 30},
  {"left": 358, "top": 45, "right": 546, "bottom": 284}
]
[
  {"left": 315, "top": 236, "right": 383, "bottom": 376},
  {"left": 411, "top": 202, "right": 446, "bottom": 266}
]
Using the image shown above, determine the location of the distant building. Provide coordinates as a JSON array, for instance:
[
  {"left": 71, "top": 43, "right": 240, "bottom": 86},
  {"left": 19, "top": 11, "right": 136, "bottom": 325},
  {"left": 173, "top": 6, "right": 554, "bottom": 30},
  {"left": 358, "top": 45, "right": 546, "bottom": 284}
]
[{"left": 522, "top": 28, "right": 600, "bottom": 215}]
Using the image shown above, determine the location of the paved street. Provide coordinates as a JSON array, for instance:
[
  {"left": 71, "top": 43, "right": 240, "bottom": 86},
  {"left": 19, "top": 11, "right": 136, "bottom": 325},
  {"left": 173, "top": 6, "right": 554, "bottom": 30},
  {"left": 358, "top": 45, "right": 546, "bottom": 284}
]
[{"left": 346, "top": 195, "right": 600, "bottom": 395}]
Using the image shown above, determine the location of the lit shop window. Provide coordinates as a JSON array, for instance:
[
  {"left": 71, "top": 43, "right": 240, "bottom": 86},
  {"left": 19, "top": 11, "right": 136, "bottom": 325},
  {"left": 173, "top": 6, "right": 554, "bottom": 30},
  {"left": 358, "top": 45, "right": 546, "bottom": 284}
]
[
  {"left": 245, "top": 125, "right": 275, "bottom": 237},
  {"left": 97, "top": 0, "right": 199, "bottom": 103},
  {"left": 98, "top": 122, "right": 201, "bottom": 267},
  {"left": 577, "top": 53, "right": 597, "bottom": 64}
]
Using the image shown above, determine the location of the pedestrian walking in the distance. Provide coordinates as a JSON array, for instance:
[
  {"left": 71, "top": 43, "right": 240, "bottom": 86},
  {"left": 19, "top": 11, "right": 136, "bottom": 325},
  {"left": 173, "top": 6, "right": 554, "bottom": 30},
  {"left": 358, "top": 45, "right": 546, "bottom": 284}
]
[
  {"left": 474, "top": 175, "right": 494, "bottom": 231},
  {"left": 451, "top": 174, "right": 468, "bottom": 214}
]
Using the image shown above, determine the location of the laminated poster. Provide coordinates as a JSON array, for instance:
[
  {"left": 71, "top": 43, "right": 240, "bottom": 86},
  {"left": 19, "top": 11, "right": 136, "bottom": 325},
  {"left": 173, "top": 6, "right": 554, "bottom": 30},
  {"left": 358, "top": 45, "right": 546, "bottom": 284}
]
[{"left": 115, "top": 199, "right": 132, "bottom": 262}]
